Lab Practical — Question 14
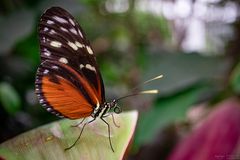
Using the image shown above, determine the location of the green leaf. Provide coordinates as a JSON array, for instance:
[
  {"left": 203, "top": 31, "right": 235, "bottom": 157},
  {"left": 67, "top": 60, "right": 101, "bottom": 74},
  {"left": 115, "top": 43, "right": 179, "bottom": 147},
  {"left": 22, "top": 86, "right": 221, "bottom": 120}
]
[
  {"left": 134, "top": 85, "right": 210, "bottom": 148},
  {"left": 143, "top": 53, "right": 227, "bottom": 96},
  {"left": 0, "top": 82, "right": 21, "bottom": 115},
  {"left": 230, "top": 62, "right": 240, "bottom": 93},
  {"left": 0, "top": 111, "right": 138, "bottom": 160}
]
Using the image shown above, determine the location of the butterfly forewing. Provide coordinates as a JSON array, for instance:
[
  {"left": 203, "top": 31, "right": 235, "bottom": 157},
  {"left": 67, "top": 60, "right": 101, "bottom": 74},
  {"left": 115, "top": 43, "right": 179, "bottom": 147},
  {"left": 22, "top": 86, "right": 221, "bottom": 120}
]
[{"left": 36, "top": 7, "right": 105, "bottom": 118}]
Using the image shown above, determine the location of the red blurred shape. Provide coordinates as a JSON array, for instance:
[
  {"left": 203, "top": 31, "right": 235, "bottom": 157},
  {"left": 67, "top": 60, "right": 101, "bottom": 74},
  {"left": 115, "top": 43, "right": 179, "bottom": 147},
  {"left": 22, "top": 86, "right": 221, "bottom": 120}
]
[{"left": 168, "top": 98, "right": 240, "bottom": 160}]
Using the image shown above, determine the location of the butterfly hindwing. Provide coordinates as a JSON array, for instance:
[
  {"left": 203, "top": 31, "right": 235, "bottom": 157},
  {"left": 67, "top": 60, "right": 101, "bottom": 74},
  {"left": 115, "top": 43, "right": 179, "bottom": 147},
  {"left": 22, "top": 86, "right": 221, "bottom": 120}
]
[
  {"left": 36, "top": 7, "right": 107, "bottom": 118},
  {"left": 35, "top": 60, "right": 104, "bottom": 119}
]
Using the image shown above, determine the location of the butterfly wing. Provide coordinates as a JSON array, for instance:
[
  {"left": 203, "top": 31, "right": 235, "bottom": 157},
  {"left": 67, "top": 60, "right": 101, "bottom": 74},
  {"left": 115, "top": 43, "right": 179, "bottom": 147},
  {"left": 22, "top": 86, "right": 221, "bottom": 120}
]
[{"left": 36, "top": 7, "right": 105, "bottom": 119}]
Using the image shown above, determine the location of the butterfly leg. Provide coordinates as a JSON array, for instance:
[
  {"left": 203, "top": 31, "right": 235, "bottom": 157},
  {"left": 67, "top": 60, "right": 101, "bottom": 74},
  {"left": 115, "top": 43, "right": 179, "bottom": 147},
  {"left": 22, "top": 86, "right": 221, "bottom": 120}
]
[
  {"left": 102, "top": 114, "right": 120, "bottom": 128},
  {"left": 71, "top": 118, "right": 86, "bottom": 127},
  {"left": 65, "top": 118, "right": 96, "bottom": 151},
  {"left": 100, "top": 117, "right": 115, "bottom": 152},
  {"left": 111, "top": 113, "right": 120, "bottom": 128}
]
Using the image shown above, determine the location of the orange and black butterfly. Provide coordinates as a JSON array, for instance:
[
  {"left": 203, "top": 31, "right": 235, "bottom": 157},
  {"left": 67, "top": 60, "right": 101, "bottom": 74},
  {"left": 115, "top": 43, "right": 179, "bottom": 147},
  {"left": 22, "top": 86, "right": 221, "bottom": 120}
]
[
  {"left": 35, "top": 7, "right": 161, "bottom": 152},
  {"left": 35, "top": 6, "right": 125, "bottom": 152}
]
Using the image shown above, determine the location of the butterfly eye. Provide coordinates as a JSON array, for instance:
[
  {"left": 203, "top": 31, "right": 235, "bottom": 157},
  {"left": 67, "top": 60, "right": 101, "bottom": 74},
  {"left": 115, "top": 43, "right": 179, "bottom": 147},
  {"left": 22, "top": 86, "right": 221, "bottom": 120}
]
[{"left": 113, "top": 106, "right": 122, "bottom": 114}]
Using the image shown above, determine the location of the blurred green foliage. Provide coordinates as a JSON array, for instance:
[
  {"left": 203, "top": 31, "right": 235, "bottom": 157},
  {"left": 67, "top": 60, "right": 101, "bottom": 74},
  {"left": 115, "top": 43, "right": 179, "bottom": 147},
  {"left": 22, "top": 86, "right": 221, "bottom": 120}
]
[
  {"left": 231, "top": 63, "right": 240, "bottom": 93},
  {"left": 0, "top": 82, "right": 21, "bottom": 115},
  {"left": 0, "top": 0, "right": 240, "bottom": 159}
]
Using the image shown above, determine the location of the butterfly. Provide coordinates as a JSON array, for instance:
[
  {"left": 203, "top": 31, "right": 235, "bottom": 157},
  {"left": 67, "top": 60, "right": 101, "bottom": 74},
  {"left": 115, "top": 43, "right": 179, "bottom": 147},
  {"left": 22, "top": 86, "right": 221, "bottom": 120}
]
[{"left": 35, "top": 6, "right": 161, "bottom": 152}]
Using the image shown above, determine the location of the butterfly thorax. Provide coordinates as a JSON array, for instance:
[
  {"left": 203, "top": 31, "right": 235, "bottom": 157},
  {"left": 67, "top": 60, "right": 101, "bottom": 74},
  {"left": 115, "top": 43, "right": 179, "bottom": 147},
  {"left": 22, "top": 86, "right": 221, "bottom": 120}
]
[{"left": 91, "top": 100, "right": 121, "bottom": 118}]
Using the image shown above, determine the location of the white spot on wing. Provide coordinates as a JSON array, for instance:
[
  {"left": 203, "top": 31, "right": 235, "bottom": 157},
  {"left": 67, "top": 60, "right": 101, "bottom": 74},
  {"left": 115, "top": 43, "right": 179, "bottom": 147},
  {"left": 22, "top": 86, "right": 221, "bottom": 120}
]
[
  {"left": 47, "top": 20, "right": 54, "bottom": 24},
  {"left": 49, "top": 29, "right": 56, "bottom": 34},
  {"left": 53, "top": 16, "right": 68, "bottom": 23},
  {"left": 80, "top": 64, "right": 84, "bottom": 69},
  {"left": 43, "top": 48, "right": 48, "bottom": 52},
  {"left": 75, "top": 41, "right": 84, "bottom": 48},
  {"left": 44, "top": 27, "right": 49, "bottom": 31},
  {"left": 51, "top": 111, "right": 56, "bottom": 114},
  {"left": 85, "top": 64, "right": 96, "bottom": 72},
  {"left": 59, "top": 57, "right": 68, "bottom": 64},
  {"left": 70, "top": 28, "right": 77, "bottom": 35},
  {"left": 50, "top": 41, "right": 62, "bottom": 48},
  {"left": 43, "top": 48, "right": 50, "bottom": 56},
  {"left": 68, "top": 41, "right": 78, "bottom": 50},
  {"left": 52, "top": 66, "right": 58, "bottom": 69},
  {"left": 42, "top": 37, "right": 49, "bottom": 43},
  {"left": 44, "top": 69, "right": 49, "bottom": 74},
  {"left": 78, "top": 29, "right": 83, "bottom": 38},
  {"left": 42, "top": 37, "right": 46, "bottom": 43},
  {"left": 60, "top": 27, "right": 68, "bottom": 32},
  {"left": 44, "top": 52, "right": 51, "bottom": 56},
  {"left": 86, "top": 46, "right": 93, "bottom": 54},
  {"left": 69, "top": 18, "right": 75, "bottom": 26}
]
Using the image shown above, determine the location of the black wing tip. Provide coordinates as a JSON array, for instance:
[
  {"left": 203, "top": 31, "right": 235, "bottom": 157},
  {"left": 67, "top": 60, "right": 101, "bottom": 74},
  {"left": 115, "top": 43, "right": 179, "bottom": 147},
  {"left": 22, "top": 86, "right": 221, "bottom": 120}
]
[
  {"left": 48, "top": 6, "right": 64, "bottom": 10},
  {"left": 43, "top": 6, "right": 69, "bottom": 16},
  {"left": 45, "top": 6, "right": 65, "bottom": 12}
]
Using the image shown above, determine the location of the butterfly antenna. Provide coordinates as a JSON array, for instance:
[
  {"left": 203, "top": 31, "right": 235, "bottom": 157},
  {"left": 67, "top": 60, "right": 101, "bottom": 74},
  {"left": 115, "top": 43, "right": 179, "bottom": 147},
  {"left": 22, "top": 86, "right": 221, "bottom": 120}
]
[
  {"left": 115, "top": 89, "right": 159, "bottom": 101},
  {"left": 115, "top": 75, "right": 163, "bottom": 102},
  {"left": 130, "top": 75, "right": 163, "bottom": 92}
]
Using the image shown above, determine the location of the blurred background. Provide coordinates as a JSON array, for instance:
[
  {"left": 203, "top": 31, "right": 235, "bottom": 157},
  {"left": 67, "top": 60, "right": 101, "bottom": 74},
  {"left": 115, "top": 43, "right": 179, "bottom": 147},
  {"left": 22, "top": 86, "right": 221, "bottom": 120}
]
[{"left": 0, "top": 0, "right": 240, "bottom": 159}]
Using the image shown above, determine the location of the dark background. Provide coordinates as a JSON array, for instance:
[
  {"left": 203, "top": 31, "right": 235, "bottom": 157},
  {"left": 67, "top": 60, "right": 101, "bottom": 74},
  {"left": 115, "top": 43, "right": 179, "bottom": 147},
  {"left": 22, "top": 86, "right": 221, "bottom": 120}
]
[{"left": 0, "top": 0, "right": 240, "bottom": 159}]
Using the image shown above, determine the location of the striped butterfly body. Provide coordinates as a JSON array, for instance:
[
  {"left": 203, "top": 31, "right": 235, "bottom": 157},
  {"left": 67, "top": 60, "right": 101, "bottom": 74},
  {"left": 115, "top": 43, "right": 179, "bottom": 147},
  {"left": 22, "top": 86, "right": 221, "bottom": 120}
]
[{"left": 35, "top": 7, "right": 120, "bottom": 151}]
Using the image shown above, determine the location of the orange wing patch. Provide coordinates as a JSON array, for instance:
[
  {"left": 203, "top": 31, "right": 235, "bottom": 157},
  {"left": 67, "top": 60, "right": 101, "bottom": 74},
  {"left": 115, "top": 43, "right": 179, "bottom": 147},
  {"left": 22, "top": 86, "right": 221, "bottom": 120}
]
[{"left": 41, "top": 75, "right": 93, "bottom": 119}]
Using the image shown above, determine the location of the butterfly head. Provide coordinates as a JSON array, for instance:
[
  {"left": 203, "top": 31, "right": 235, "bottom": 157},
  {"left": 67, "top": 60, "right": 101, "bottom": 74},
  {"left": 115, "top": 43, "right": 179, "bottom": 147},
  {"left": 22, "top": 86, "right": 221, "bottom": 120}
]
[{"left": 106, "top": 99, "right": 122, "bottom": 114}]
